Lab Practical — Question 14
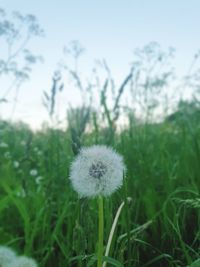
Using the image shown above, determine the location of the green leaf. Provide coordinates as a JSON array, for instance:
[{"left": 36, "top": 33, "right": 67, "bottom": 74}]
[
  {"left": 189, "top": 259, "right": 200, "bottom": 267},
  {"left": 86, "top": 256, "right": 97, "bottom": 267},
  {"left": 102, "top": 256, "right": 124, "bottom": 267},
  {"left": 86, "top": 255, "right": 124, "bottom": 267}
]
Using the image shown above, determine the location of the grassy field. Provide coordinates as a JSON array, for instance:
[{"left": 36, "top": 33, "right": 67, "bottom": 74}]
[
  {"left": 1, "top": 5, "right": 200, "bottom": 267},
  {"left": 0, "top": 103, "right": 200, "bottom": 267}
]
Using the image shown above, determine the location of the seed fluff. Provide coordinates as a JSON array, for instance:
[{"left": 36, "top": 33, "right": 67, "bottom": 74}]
[
  {"left": 8, "top": 256, "right": 38, "bottom": 267},
  {"left": 0, "top": 246, "right": 16, "bottom": 267},
  {"left": 69, "top": 145, "right": 125, "bottom": 197}
]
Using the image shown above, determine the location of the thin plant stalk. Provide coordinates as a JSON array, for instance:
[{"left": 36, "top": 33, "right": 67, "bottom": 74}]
[
  {"left": 97, "top": 196, "right": 104, "bottom": 267},
  {"left": 103, "top": 201, "right": 125, "bottom": 267}
]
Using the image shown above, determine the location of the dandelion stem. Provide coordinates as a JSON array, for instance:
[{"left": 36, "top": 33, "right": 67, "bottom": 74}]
[{"left": 97, "top": 196, "right": 104, "bottom": 267}]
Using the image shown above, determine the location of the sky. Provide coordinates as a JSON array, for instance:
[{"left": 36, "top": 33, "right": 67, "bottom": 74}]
[{"left": 1, "top": 0, "right": 200, "bottom": 128}]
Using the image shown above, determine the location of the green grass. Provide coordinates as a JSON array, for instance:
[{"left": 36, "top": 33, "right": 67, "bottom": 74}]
[{"left": 0, "top": 113, "right": 200, "bottom": 267}]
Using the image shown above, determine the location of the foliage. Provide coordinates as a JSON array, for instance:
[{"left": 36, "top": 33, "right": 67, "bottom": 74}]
[
  {"left": 1, "top": 13, "right": 200, "bottom": 266},
  {"left": 0, "top": 8, "right": 43, "bottom": 104},
  {"left": 0, "top": 100, "right": 200, "bottom": 266}
]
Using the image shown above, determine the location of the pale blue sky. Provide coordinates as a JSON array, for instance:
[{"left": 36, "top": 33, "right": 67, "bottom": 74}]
[{"left": 1, "top": 0, "right": 200, "bottom": 128}]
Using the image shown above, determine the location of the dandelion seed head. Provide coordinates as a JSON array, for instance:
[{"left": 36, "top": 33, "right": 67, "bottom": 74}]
[
  {"left": 30, "top": 169, "right": 38, "bottom": 176},
  {"left": 9, "top": 256, "right": 38, "bottom": 267},
  {"left": 35, "top": 176, "right": 43, "bottom": 185},
  {"left": 89, "top": 161, "right": 107, "bottom": 179},
  {"left": 0, "top": 246, "right": 16, "bottom": 267},
  {"left": 69, "top": 145, "right": 125, "bottom": 197},
  {"left": 0, "top": 142, "right": 8, "bottom": 148},
  {"left": 13, "top": 161, "right": 19, "bottom": 168}
]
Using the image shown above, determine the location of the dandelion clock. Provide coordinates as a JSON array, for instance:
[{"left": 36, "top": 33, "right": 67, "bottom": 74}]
[
  {"left": 8, "top": 256, "right": 38, "bottom": 267},
  {"left": 69, "top": 145, "right": 125, "bottom": 198},
  {"left": 69, "top": 145, "right": 125, "bottom": 267},
  {"left": 0, "top": 246, "right": 16, "bottom": 267}
]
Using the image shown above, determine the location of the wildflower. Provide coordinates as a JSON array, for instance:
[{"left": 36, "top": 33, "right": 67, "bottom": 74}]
[
  {"left": 13, "top": 161, "right": 19, "bottom": 168},
  {"left": 35, "top": 176, "right": 43, "bottom": 185},
  {"left": 9, "top": 256, "right": 37, "bottom": 267},
  {"left": 0, "top": 246, "right": 16, "bottom": 267},
  {"left": 30, "top": 169, "right": 38, "bottom": 176},
  {"left": 69, "top": 145, "right": 125, "bottom": 198},
  {"left": 0, "top": 142, "right": 8, "bottom": 148}
]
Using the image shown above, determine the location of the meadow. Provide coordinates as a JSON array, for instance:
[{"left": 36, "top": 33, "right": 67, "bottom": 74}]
[
  {"left": 0, "top": 17, "right": 200, "bottom": 265},
  {"left": 0, "top": 99, "right": 200, "bottom": 267}
]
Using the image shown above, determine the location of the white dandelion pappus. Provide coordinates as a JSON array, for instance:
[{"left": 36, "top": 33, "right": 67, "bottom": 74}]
[
  {"left": 8, "top": 256, "right": 38, "bottom": 267},
  {"left": 69, "top": 145, "right": 125, "bottom": 197},
  {"left": 0, "top": 142, "right": 8, "bottom": 148},
  {"left": 35, "top": 176, "right": 43, "bottom": 185},
  {"left": 0, "top": 246, "right": 16, "bottom": 267},
  {"left": 30, "top": 169, "right": 38, "bottom": 176},
  {"left": 13, "top": 161, "right": 19, "bottom": 168}
]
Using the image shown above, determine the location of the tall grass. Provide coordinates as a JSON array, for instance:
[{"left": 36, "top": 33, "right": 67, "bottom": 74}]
[
  {"left": 0, "top": 103, "right": 200, "bottom": 267},
  {"left": 1, "top": 42, "right": 200, "bottom": 266}
]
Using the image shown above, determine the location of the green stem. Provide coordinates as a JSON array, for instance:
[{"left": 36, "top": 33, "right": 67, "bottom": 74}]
[
  {"left": 97, "top": 196, "right": 104, "bottom": 267},
  {"left": 103, "top": 201, "right": 125, "bottom": 267}
]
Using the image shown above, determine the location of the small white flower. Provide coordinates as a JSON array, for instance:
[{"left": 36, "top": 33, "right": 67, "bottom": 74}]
[
  {"left": 0, "top": 246, "right": 16, "bottom": 267},
  {"left": 69, "top": 145, "right": 125, "bottom": 197},
  {"left": 30, "top": 169, "right": 38, "bottom": 176},
  {"left": 0, "top": 142, "right": 8, "bottom": 148},
  {"left": 9, "top": 256, "right": 37, "bottom": 267},
  {"left": 35, "top": 176, "right": 43, "bottom": 184},
  {"left": 13, "top": 161, "right": 19, "bottom": 168}
]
